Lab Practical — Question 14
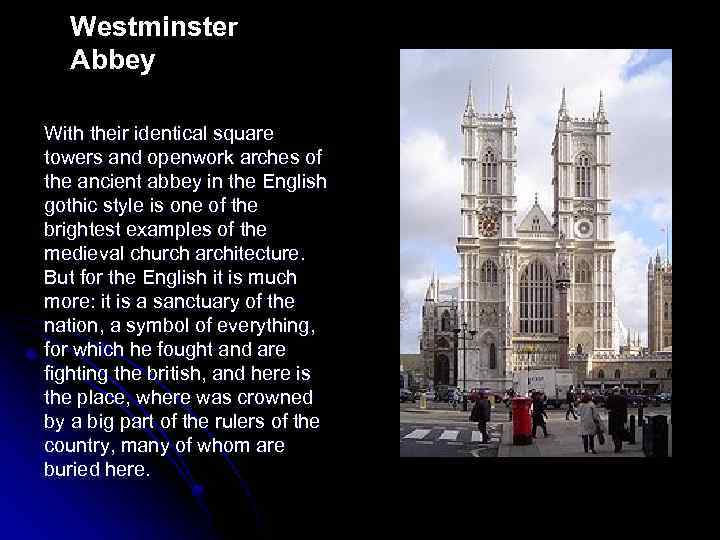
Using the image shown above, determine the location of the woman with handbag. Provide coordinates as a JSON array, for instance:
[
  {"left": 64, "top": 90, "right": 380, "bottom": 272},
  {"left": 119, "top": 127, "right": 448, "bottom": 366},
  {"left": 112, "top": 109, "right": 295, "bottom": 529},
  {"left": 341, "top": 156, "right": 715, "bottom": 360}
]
[{"left": 577, "top": 392, "right": 600, "bottom": 454}]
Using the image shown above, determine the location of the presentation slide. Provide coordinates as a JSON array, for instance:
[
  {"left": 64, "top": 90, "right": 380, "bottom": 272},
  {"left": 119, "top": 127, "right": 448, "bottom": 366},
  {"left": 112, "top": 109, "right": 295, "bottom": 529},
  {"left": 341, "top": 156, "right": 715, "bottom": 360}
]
[{"left": 0, "top": 14, "right": 676, "bottom": 540}]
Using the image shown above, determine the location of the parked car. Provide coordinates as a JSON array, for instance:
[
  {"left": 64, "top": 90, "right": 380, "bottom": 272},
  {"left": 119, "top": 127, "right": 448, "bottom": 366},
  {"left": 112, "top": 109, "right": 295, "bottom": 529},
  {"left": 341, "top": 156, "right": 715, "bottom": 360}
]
[
  {"left": 625, "top": 394, "right": 647, "bottom": 408},
  {"left": 658, "top": 392, "right": 672, "bottom": 402},
  {"left": 400, "top": 388, "right": 413, "bottom": 403}
]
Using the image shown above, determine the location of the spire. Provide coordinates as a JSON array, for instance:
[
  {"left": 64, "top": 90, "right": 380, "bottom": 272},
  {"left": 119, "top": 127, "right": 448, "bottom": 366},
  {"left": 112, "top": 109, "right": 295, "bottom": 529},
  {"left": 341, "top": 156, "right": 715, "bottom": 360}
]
[
  {"left": 426, "top": 272, "right": 435, "bottom": 301},
  {"left": 655, "top": 249, "right": 661, "bottom": 264},
  {"left": 504, "top": 84, "right": 513, "bottom": 114},
  {"left": 464, "top": 80, "right": 476, "bottom": 116},
  {"left": 534, "top": 192, "right": 538, "bottom": 205},
  {"left": 597, "top": 90, "right": 606, "bottom": 121},
  {"left": 559, "top": 87, "right": 568, "bottom": 117}
]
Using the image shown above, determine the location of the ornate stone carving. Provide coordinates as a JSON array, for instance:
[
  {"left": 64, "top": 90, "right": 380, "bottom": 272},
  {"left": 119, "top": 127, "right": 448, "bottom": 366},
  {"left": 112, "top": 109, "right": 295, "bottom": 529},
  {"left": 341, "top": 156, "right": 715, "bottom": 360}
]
[
  {"left": 478, "top": 202, "right": 500, "bottom": 237},
  {"left": 573, "top": 202, "right": 595, "bottom": 219},
  {"left": 574, "top": 303, "right": 594, "bottom": 326},
  {"left": 573, "top": 136, "right": 595, "bottom": 155},
  {"left": 478, "top": 307, "right": 499, "bottom": 327}
]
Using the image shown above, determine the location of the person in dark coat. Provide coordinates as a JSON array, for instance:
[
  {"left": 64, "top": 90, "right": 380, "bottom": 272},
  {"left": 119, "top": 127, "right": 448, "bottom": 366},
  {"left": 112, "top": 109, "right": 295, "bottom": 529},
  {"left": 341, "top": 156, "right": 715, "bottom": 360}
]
[
  {"left": 566, "top": 385, "right": 578, "bottom": 421},
  {"left": 605, "top": 386, "right": 628, "bottom": 452},
  {"left": 531, "top": 391, "right": 549, "bottom": 438},
  {"left": 470, "top": 391, "right": 491, "bottom": 443}
]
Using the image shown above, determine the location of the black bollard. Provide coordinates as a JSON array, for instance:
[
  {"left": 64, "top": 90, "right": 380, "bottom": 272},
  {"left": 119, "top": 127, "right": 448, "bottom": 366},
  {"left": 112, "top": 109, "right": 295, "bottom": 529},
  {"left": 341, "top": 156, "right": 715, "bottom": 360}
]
[
  {"left": 651, "top": 415, "right": 669, "bottom": 458},
  {"left": 642, "top": 417, "right": 652, "bottom": 455},
  {"left": 629, "top": 415, "right": 636, "bottom": 445},
  {"left": 462, "top": 395, "right": 468, "bottom": 412},
  {"left": 638, "top": 405, "right": 643, "bottom": 429}
]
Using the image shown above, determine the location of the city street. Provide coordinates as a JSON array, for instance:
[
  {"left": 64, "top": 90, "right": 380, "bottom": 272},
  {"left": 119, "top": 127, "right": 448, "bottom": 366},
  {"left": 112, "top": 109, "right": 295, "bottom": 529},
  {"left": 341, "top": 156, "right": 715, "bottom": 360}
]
[
  {"left": 400, "top": 400, "right": 671, "bottom": 458},
  {"left": 400, "top": 401, "right": 504, "bottom": 457}
]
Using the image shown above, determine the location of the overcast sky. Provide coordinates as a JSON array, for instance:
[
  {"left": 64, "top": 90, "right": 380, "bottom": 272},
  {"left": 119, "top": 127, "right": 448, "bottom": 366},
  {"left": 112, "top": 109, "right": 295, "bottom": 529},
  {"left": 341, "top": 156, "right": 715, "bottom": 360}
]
[{"left": 400, "top": 49, "right": 672, "bottom": 354}]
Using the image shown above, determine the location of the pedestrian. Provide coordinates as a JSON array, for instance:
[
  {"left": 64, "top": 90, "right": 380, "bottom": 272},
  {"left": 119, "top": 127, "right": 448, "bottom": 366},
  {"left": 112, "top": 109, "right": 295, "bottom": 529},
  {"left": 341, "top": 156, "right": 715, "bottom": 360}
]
[
  {"left": 577, "top": 392, "right": 599, "bottom": 454},
  {"left": 531, "top": 391, "right": 549, "bottom": 438},
  {"left": 605, "top": 386, "right": 628, "bottom": 453},
  {"left": 470, "top": 391, "right": 491, "bottom": 443},
  {"left": 505, "top": 387, "right": 515, "bottom": 421},
  {"left": 566, "top": 385, "right": 578, "bottom": 420}
]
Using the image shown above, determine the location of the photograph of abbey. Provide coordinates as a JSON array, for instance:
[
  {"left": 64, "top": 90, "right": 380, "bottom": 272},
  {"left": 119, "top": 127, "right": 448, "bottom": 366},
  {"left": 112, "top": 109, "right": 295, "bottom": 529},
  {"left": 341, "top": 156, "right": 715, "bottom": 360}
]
[{"left": 400, "top": 50, "right": 672, "bottom": 395}]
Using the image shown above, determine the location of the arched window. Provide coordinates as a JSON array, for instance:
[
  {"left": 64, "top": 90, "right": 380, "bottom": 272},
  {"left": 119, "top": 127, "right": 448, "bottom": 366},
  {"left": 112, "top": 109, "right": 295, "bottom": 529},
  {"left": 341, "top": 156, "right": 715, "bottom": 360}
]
[
  {"left": 598, "top": 369, "right": 605, "bottom": 379},
  {"left": 441, "top": 311, "right": 451, "bottom": 332},
  {"left": 664, "top": 302, "right": 668, "bottom": 320},
  {"left": 480, "top": 259, "right": 498, "bottom": 285},
  {"left": 575, "top": 260, "right": 591, "bottom": 283},
  {"left": 437, "top": 337, "right": 449, "bottom": 349},
  {"left": 649, "top": 369, "right": 657, "bottom": 379},
  {"left": 489, "top": 343, "right": 496, "bottom": 370},
  {"left": 666, "top": 369, "right": 672, "bottom": 378},
  {"left": 481, "top": 149, "right": 497, "bottom": 194},
  {"left": 614, "top": 369, "right": 621, "bottom": 379},
  {"left": 575, "top": 153, "right": 592, "bottom": 197},
  {"left": 664, "top": 335, "right": 669, "bottom": 347},
  {"left": 519, "top": 260, "right": 554, "bottom": 334}
]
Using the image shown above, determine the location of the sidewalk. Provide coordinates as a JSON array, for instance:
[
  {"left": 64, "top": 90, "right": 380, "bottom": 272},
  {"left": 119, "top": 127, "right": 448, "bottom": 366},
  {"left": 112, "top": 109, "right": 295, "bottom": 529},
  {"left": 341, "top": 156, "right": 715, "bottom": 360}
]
[{"left": 498, "top": 417, "right": 672, "bottom": 458}]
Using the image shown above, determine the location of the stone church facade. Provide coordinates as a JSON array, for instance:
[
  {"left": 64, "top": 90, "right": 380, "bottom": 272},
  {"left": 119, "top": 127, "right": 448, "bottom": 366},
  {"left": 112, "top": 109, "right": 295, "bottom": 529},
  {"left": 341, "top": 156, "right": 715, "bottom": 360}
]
[
  {"left": 420, "top": 276, "right": 458, "bottom": 386},
  {"left": 456, "top": 83, "right": 615, "bottom": 392}
]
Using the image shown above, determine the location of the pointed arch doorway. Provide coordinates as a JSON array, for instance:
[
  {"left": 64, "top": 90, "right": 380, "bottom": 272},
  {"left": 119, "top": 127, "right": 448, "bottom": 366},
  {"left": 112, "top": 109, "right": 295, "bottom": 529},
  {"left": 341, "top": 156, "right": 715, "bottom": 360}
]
[{"left": 434, "top": 354, "right": 450, "bottom": 386}]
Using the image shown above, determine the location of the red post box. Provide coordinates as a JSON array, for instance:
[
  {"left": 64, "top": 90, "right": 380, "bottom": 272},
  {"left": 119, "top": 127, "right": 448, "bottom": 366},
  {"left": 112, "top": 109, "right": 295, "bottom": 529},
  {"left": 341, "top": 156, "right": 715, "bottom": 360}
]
[{"left": 511, "top": 397, "right": 533, "bottom": 445}]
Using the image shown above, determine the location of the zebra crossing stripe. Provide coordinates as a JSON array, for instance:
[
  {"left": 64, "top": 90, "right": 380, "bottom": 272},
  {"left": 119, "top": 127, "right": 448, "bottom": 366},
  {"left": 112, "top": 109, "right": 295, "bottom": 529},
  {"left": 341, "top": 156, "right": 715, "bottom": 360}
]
[
  {"left": 438, "top": 430, "right": 459, "bottom": 440},
  {"left": 403, "top": 429, "right": 431, "bottom": 439}
]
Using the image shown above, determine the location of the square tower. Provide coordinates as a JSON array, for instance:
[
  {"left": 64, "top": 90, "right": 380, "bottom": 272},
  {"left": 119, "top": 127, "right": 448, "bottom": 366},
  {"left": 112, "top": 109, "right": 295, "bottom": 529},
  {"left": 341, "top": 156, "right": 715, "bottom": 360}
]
[
  {"left": 551, "top": 89, "right": 615, "bottom": 353},
  {"left": 457, "top": 83, "right": 517, "bottom": 390},
  {"left": 648, "top": 254, "right": 672, "bottom": 352}
]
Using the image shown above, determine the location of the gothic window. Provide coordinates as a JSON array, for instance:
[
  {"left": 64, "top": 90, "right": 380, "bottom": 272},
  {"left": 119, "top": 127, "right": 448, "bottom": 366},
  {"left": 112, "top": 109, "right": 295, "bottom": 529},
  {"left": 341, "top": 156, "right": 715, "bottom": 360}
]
[
  {"left": 519, "top": 260, "right": 554, "bottom": 334},
  {"left": 664, "top": 302, "right": 668, "bottom": 320},
  {"left": 667, "top": 369, "right": 672, "bottom": 378},
  {"left": 532, "top": 217, "right": 540, "bottom": 231},
  {"left": 437, "top": 337, "right": 450, "bottom": 349},
  {"left": 614, "top": 369, "right": 621, "bottom": 379},
  {"left": 480, "top": 259, "right": 498, "bottom": 285},
  {"left": 649, "top": 369, "right": 657, "bottom": 379},
  {"left": 489, "top": 343, "right": 496, "bottom": 370},
  {"left": 441, "top": 311, "right": 451, "bottom": 332},
  {"left": 598, "top": 369, "right": 605, "bottom": 379},
  {"left": 575, "top": 154, "right": 591, "bottom": 197},
  {"left": 481, "top": 149, "right": 498, "bottom": 194},
  {"left": 664, "top": 335, "right": 669, "bottom": 347},
  {"left": 575, "top": 260, "right": 591, "bottom": 283}
]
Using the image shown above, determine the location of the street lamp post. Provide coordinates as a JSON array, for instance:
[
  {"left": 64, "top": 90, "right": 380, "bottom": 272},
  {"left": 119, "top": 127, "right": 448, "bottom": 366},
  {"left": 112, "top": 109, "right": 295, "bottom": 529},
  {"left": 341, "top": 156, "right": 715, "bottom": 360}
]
[{"left": 453, "top": 321, "right": 477, "bottom": 411}]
